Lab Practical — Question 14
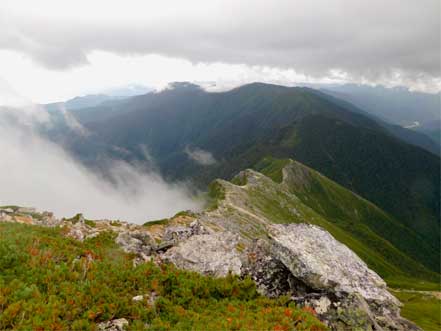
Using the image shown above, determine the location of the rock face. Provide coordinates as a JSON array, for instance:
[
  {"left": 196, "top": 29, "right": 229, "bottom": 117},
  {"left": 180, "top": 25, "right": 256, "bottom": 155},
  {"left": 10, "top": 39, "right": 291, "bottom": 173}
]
[
  {"left": 116, "top": 231, "right": 156, "bottom": 256},
  {"left": 163, "top": 232, "right": 242, "bottom": 277},
  {"left": 242, "top": 239, "right": 300, "bottom": 298},
  {"left": 260, "top": 224, "right": 419, "bottom": 331},
  {"left": 268, "top": 223, "right": 398, "bottom": 304},
  {"left": 0, "top": 207, "right": 57, "bottom": 226},
  {"left": 161, "top": 220, "right": 209, "bottom": 244}
]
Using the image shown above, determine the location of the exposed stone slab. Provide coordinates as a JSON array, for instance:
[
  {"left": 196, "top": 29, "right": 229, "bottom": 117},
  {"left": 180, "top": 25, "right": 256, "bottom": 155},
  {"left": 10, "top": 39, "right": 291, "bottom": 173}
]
[{"left": 162, "top": 232, "right": 242, "bottom": 277}]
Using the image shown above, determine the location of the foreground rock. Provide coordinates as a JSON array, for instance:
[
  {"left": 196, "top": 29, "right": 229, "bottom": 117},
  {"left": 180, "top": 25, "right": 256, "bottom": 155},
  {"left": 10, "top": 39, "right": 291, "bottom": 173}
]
[
  {"left": 116, "top": 231, "right": 156, "bottom": 257},
  {"left": 163, "top": 232, "right": 242, "bottom": 277},
  {"left": 269, "top": 223, "right": 397, "bottom": 303},
  {"left": 263, "top": 224, "right": 418, "bottom": 330}
]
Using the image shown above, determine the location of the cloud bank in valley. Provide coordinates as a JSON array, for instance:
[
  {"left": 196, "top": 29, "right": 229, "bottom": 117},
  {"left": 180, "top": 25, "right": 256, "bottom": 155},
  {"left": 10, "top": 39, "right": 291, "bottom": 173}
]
[{"left": 0, "top": 100, "right": 201, "bottom": 224}]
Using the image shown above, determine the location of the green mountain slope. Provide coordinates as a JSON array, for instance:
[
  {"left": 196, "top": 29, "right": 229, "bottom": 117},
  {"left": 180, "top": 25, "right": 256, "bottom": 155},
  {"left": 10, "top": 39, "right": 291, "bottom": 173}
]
[
  {"left": 53, "top": 83, "right": 440, "bottom": 272},
  {"left": 255, "top": 157, "right": 439, "bottom": 276},
  {"left": 203, "top": 159, "right": 439, "bottom": 288}
]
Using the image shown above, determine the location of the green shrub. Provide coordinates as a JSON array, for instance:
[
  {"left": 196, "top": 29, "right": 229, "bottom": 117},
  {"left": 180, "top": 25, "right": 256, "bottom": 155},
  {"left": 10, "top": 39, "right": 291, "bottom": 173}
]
[
  {"left": 143, "top": 218, "right": 169, "bottom": 227},
  {"left": 85, "top": 220, "right": 96, "bottom": 228},
  {"left": 173, "top": 210, "right": 196, "bottom": 218}
]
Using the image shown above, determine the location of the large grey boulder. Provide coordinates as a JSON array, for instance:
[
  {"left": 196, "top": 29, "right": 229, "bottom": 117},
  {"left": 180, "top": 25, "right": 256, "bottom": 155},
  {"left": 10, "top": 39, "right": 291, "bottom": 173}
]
[
  {"left": 264, "top": 223, "right": 420, "bottom": 331},
  {"left": 162, "top": 232, "right": 242, "bottom": 277},
  {"left": 268, "top": 223, "right": 398, "bottom": 305}
]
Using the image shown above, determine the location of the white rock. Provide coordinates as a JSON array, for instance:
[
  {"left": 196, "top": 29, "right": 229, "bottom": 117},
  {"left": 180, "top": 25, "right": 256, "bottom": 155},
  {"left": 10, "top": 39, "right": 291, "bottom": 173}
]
[
  {"left": 310, "top": 296, "right": 332, "bottom": 314},
  {"left": 163, "top": 232, "right": 242, "bottom": 277},
  {"left": 132, "top": 295, "right": 144, "bottom": 302}
]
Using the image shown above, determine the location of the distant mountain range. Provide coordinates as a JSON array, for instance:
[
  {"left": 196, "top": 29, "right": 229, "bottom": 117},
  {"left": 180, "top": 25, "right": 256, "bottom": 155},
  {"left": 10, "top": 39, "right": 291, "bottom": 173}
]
[
  {"left": 303, "top": 83, "right": 440, "bottom": 127},
  {"left": 43, "top": 84, "right": 153, "bottom": 112},
  {"left": 45, "top": 82, "right": 441, "bottom": 151},
  {"left": 306, "top": 83, "right": 440, "bottom": 148},
  {"left": 44, "top": 94, "right": 119, "bottom": 111},
  {"left": 414, "top": 119, "right": 441, "bottom": 146}
]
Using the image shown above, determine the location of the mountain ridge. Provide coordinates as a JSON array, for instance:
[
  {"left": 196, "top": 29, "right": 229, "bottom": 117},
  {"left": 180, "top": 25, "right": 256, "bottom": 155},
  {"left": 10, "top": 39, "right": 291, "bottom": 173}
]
[{"left": 43, "top": 82, "right": 440, "bottom": 272}]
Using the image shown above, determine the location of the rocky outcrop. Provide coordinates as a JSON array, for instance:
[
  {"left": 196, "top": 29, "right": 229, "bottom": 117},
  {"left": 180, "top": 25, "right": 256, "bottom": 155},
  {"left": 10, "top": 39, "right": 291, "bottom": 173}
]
[
  {"left": 162, "top": 220, "right": 209, "bottom": 242},
  {"left": 0, "top": 206, "right": 58, "bottom": 226},
  {"left": 268, "top": 223, "right": 397, "bottom": 304},
  {"left": 245, "top": 223, "right": 420, "bottom": 331},
  {"left": 116, "top": 231, "right": 156, "bottom": 256},
  {"left": 162, "top": 232, "right": 242, "bottom": 277}
]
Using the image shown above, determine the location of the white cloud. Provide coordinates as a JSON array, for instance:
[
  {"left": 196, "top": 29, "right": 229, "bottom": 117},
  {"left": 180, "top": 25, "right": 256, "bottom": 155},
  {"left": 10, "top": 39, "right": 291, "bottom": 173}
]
[{"left": 185, "top": 146, "right": 217, "bottom": 166}]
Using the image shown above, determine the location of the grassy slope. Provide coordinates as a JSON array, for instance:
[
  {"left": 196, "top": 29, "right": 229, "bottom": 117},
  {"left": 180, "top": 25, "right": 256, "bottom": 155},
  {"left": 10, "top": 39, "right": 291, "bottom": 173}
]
[
  {"left": 212, "top": 159, "right": 441, "bottom": 330},
  {"left": 285, "top": 159, "right": 438, "bottom": 275},
  {"left": 390, "top": 290, "right": 441, "bottom": 331},
  {"left": 249, "top": 158, "right": 439, "bottom": 289},
  {"left": 0, "top": 222, "right": 325, "bottom": 331}
]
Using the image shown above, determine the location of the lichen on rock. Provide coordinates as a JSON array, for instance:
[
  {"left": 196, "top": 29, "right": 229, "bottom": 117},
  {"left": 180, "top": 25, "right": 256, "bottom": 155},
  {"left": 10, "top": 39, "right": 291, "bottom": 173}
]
[{"left": 162, "top": 232, "right": 243, "bottom": 277}]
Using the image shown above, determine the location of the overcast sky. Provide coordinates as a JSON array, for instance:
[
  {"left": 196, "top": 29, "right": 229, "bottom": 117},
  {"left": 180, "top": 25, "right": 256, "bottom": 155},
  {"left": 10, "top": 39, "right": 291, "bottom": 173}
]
[{"left": 0, "top": 0, "right": 440, "bottom": 103}]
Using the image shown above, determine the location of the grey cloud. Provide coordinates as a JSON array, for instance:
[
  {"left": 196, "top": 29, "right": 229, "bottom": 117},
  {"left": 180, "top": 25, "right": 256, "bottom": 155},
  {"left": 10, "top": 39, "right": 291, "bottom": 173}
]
[{"left": 0, "top": 0, "right": 439, "bottom": 89}]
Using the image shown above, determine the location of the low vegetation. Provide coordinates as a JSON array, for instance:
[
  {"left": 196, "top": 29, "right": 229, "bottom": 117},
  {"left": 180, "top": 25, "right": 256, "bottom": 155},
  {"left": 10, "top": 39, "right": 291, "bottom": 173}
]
[
  {"left": 206, "top": 181, "right": 227, "bottom": 211},
  {"left": 0, "top": 222, "right": 326, "bottom": 331},
  {"left": 143, "top": 218, "right": 169, "bottom": 227}
]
